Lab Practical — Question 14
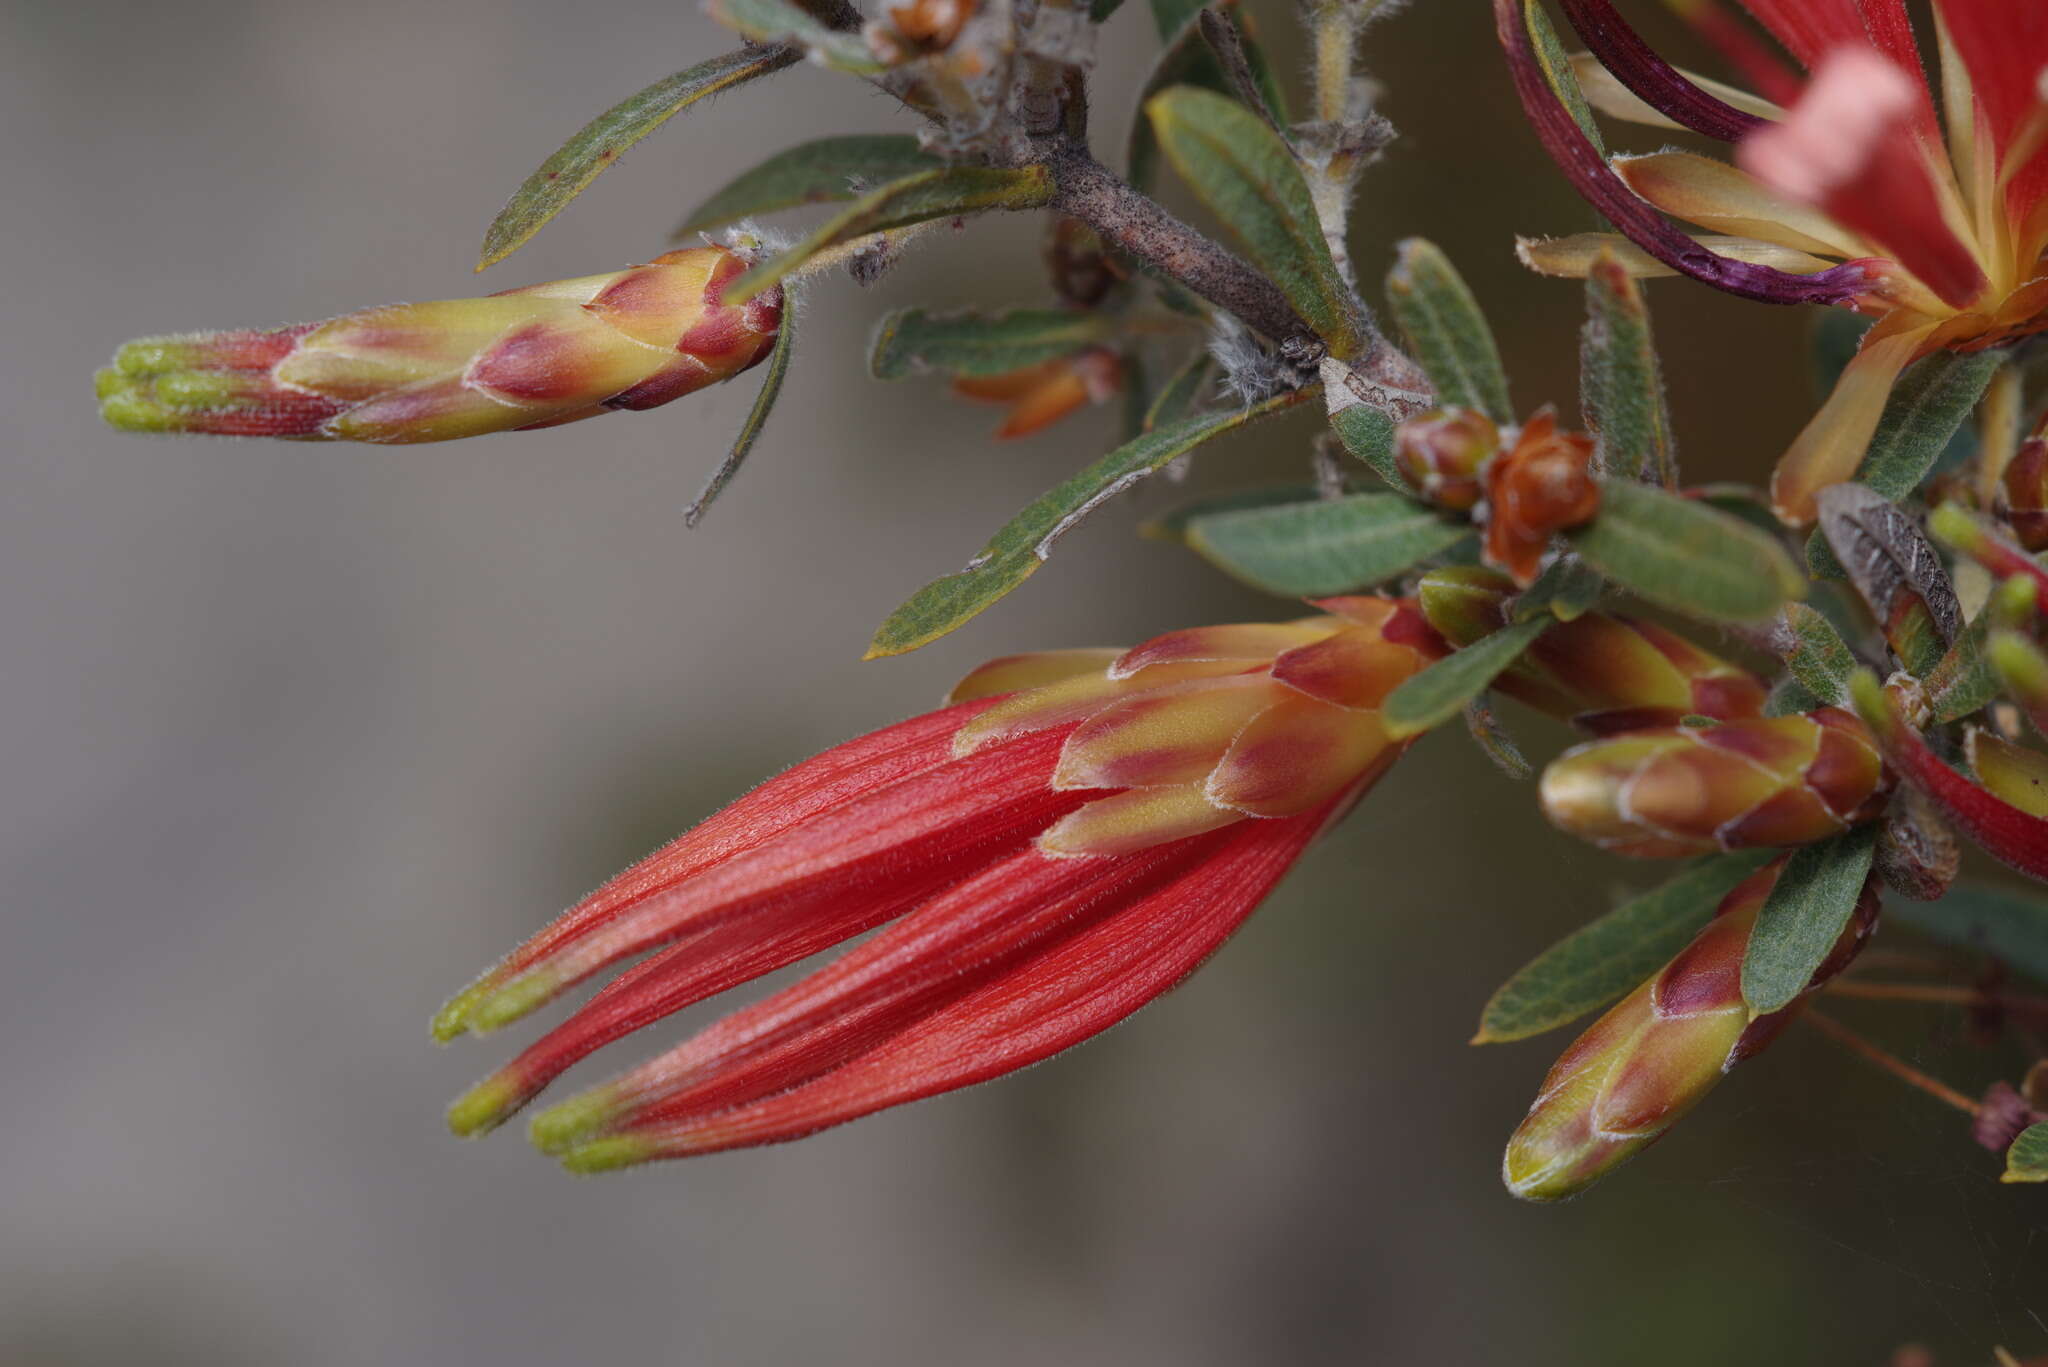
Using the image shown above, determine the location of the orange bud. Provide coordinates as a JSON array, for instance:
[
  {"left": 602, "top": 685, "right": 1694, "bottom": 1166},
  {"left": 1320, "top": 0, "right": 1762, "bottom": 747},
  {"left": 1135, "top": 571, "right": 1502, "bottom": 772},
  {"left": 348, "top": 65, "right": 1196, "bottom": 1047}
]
[{"left": 1482, "top": 410, "right": 1600, "bottom": 584}]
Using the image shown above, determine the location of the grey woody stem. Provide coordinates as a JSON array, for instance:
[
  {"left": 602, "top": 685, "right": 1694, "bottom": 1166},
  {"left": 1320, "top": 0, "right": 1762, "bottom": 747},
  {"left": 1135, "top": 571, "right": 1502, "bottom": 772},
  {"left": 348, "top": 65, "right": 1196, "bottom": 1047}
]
[{"left": 1046, "top": 145, "right": 1319, "bottom": 352}]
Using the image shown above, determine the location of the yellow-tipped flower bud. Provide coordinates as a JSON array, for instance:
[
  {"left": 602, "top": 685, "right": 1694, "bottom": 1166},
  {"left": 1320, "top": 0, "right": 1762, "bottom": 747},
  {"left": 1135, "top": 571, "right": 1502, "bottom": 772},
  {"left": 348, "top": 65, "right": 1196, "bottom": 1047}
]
[
  {"left": 1540, "top": 709, "right": 1889, "bottom": 857},
  {"left": 96, "top": 247, "right": 780, "bottom": 443},
  {"left": 1503, "top": 859, "right": 1878, "bottom": 1201}
]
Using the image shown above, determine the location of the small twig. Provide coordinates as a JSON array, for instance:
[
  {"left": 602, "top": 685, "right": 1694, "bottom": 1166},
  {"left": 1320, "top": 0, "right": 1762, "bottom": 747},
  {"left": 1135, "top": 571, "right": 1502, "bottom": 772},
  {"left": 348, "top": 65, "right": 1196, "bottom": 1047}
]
[
  {"left": 1047, "top": 145, "right": 1319, "bottom": 350},
  {"left": 1826, "top": 979, "right": 2048, "bottom": 1017},
  {"left": 1804, "top": 1009, "right": 1980, "bottom": 1116}
]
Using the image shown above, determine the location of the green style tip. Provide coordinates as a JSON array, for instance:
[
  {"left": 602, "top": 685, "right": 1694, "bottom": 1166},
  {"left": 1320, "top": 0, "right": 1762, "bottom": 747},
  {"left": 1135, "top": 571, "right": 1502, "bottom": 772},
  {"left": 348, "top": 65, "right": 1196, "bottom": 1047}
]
[
  {"left": 528, "top": 1088, "right": 626, "bottom": 1155},
  {"left": 446, "top": 1075, "right": 528, "bottom": 1138},
  {"left": 558, "top": 1134, "right": 662, "bottom": 1175}
]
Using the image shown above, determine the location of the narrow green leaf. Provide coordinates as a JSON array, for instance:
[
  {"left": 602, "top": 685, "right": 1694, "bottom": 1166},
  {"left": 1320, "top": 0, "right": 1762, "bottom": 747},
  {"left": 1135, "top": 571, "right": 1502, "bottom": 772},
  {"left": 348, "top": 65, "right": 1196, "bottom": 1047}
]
[
  {"left": 1185, "top": 493, "right": 1472, "bottom": 596},
  {"left": 1740, "top": 825, "right": 1879, "bottom": 1014},
  {"left": 1852, "top": 348, "right": 2003, "bottom": 502},
  {"left": 866, "top": 390, "right": 1307, "bottom": 657},
  {"left": 869, "top": 308, "right": 1109, "bottom": 379},
  {"left": 1521, "top": 0, "right": 1604, "bottom": 155},
  {"left": 1928, "top": 602, "right": 2002, "bottom": 722},
  {"left": 1144, "top": 350, "right": 1216, "bottom": 431},
  {"left": 704, "top": 0, "right": 882, "bottom": 72},
  {"left": 1382, "top": 618, "right": 1550, "bottom": 739},
  {"left": 1777, "top": 601, "right": 1856, "bottom": 707},
  {"left": 1580, "top": 250, "right": 1674, "bottom": 483},
  {"left": 1146, "top": 86, "right": 1361, "bottom": 355},
  {"left": 1329, "top": 403, "right": 1403, "bottom": 488},
  {"left": 730, "top": 164, "right": 1055, "bottom": 302},
  {"left": 1119, "top": 349, "right": 1151, "bottom": 443},
  {"left": 1384, "top": 239, "right": 1512, "bottom": 423},
  {"left": 676, "top": 135, "right": 940, "bottom": 235},
  {"left": 685, "top": 293, "right": 799, "bottom": 527},
  {"left": 1569, "top": 477, "right": 1805, "bottom": 623},
  {"left": 1141, "top": 483, "right": 1320, "bottom": 541},
  {"left": 478, "top": 46, "right": 798, "bottom": 270},
  {"left": 2005, "top": 1123, "right": 2048, "bottom": 1182},
  {"left": 1511, "top": 554, "right": 1602, "bottom": 623},
  {"left": 1888, "top": 884, "right": 2048, "bottom": 985},
  {"left": 1476, "top": 851, "right": 1779, "bottom": 1043}
]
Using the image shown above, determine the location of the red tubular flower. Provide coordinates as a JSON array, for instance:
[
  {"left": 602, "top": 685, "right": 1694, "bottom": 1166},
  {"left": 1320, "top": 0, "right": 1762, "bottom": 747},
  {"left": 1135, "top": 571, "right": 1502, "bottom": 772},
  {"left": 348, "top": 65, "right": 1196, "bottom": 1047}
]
[
  {"left": 438, "top": 600, "right": 1444, "bottom": 1169},
  {"left": 1500, "top": 0, "right": 2048, "bottom": 523}
]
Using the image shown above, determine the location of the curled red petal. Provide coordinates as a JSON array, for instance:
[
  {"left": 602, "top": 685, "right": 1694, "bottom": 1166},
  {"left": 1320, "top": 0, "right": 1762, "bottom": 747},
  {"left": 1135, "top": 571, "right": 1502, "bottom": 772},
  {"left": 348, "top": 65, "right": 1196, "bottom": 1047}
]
[{"left": 1559, "top": 0, "right": 1766, "bottom": 140}]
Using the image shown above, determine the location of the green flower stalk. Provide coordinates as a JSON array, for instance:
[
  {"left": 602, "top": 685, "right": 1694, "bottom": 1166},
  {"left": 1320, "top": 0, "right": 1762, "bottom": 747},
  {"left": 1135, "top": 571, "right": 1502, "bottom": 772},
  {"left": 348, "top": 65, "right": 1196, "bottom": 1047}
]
[
  {"left": 95, "top": 247, "right": 781, "bottom": 443},
  {"left": 1503, "top": 858, "right": 1879, "bottom": 1201},
  {"left": 1540, "top": 709, "right": 1889, "bottom": 857}
]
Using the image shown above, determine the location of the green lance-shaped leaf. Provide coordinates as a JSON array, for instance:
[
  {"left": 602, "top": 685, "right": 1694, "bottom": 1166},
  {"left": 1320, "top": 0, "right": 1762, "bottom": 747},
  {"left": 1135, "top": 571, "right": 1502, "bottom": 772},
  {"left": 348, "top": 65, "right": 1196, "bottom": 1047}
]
[
  {"left": 1146, "top": 86, "right": 1363, "bottom": 356},
  {"left": 1888, "top": 884, "right": 2048, "bottom": 986},
  {"left": 1141, "top": 483, "right": 1320, "bottom": 541},
  {"left": 1580, "top": 250, "right": 1675, "bottom": 484},
  {"left": 1776, "top": 601, "right": 1856, "bottom": 707},
  {"left": 730, "top": 165, "right": 1056, "bottom": 303},
  {"left": 1384, "top": 239, "right": 1512, "bottom": 424},
  {"left": 1144, "top": 350, "right": 1216, "bottom": 431},
  {"left": 1740, "top": 824, "right": 1880, "bottom": 1014},
  {"left": 867, "top": 389, "right": 1309, "bottom": 657},
  {"left": 1569, "top": 477, "right": 1805, "bottom": 623},
  {"left": 1926, "top": 602, "right": 2003, "bottom": 723},
  {"left": 1127, "top": 1, "right": 1286, "bottom": 193},
  {"left": 685, "top": 293, "right": 799, "bottom": 528},
  {"left": 676, "top": 135, "right": 941, "bottom": 236},
  {"left": 1521, "top": 0, "right": 1605, "bottom": 155},
  {"left": 705, "top": 0, "right": 884, "bottom": 72},
  {"left": 478, "top": 46, "right": 799, "bottom": 270},
  {"left": 1329, "top": 403, "right": 1403, "bottom": 489},
  {"left": 869, "top": 308, "right": 1110, "bottom": 380},
  {"left": 1183, "top": 492, "right": 1473, "bottom": 596},
  {"left": 1806, "top": 348, "right": 2002, "bottom": 577},
  {"left": 1382, "top": 618, "right": 1551, "bottom": 739},
  {"left": 2006, "top": 1123, "right": 2048, "bottom": 1182},
  {"left": 1476, "top": 851, "right": 1780, "bottom": 1043}
]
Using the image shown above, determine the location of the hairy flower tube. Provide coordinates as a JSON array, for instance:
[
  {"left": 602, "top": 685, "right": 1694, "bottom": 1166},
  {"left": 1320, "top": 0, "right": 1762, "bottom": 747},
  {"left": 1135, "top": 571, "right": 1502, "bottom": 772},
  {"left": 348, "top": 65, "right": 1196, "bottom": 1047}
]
[
  {"left": 1498, "top": 0, "right": 2048, "bottom": 523},
  {"left": 1503, "top": 856, "right": 1880, "bottom": 1200},
  {"left": 436, "top": 599, "right": 1444, "bottom": 1170},
  {"left": 95, "top": 247, "right": 780, "bottom": 443},
  {"left": 1540, "top": 708, "right": 1890, "bottom": 857}
]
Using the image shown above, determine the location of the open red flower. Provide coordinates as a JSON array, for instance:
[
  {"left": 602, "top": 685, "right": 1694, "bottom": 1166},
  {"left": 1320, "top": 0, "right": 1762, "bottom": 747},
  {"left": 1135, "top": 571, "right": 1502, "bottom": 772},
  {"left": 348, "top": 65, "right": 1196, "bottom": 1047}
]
[
  {"left": 1497, "top": 0, "right": 2048, "bottom": 523},
  {"left": 436, "top": 599, "right": 1443, "bottom": 1170}
]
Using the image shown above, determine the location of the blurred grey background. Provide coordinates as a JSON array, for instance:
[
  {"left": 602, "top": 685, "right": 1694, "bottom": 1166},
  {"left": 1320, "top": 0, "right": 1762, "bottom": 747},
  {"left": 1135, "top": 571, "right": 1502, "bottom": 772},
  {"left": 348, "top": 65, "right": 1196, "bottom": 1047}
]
[{"left": 5, "top": 1, "right": 2045, "bottom": 1362}]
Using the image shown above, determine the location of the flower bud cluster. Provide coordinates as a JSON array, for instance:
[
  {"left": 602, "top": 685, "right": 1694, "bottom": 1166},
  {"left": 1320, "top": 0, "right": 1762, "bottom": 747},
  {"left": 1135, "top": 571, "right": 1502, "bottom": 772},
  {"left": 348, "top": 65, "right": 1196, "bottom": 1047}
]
[{"left": 1393, "top": 407, "right": 1600, "bottom": 584}]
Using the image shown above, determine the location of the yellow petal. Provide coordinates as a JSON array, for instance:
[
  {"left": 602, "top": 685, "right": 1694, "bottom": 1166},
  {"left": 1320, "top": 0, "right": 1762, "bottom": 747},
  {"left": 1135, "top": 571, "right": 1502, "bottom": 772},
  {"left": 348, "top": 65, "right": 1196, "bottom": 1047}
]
[
  {"left": 946, "top": 649, "right": 1122, "bottom": 704},
  {"left": 1614, "top": 151, "right": 1863, "bottom": 259},
  {"left": 1206, "top": 692, "right": 1393, "bottom": 817},
  {"left": 1054, "top": 678, "right": 1279, "bottom": 791},
  {"left": 1770, "top": 320, "right": 1938, "bottom": 525},
  {"left": 1568, "top": 52, "right": 1784, "bottom": 131},
  {"left": 1035, "top": 784, "right": 1240, "bottom": 857},
  {"left": 1966, "top": 729, "right": 2048, "bottom": 818},
  {"left": 1109, "top": 622, "right": 1333, "bottom": 679},
  {"left": 951, "top": 660, "right": 1251, "bottom": 756},
  {"left": 1516, "top": 233, "right": 1834, "bottom": 279}
]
